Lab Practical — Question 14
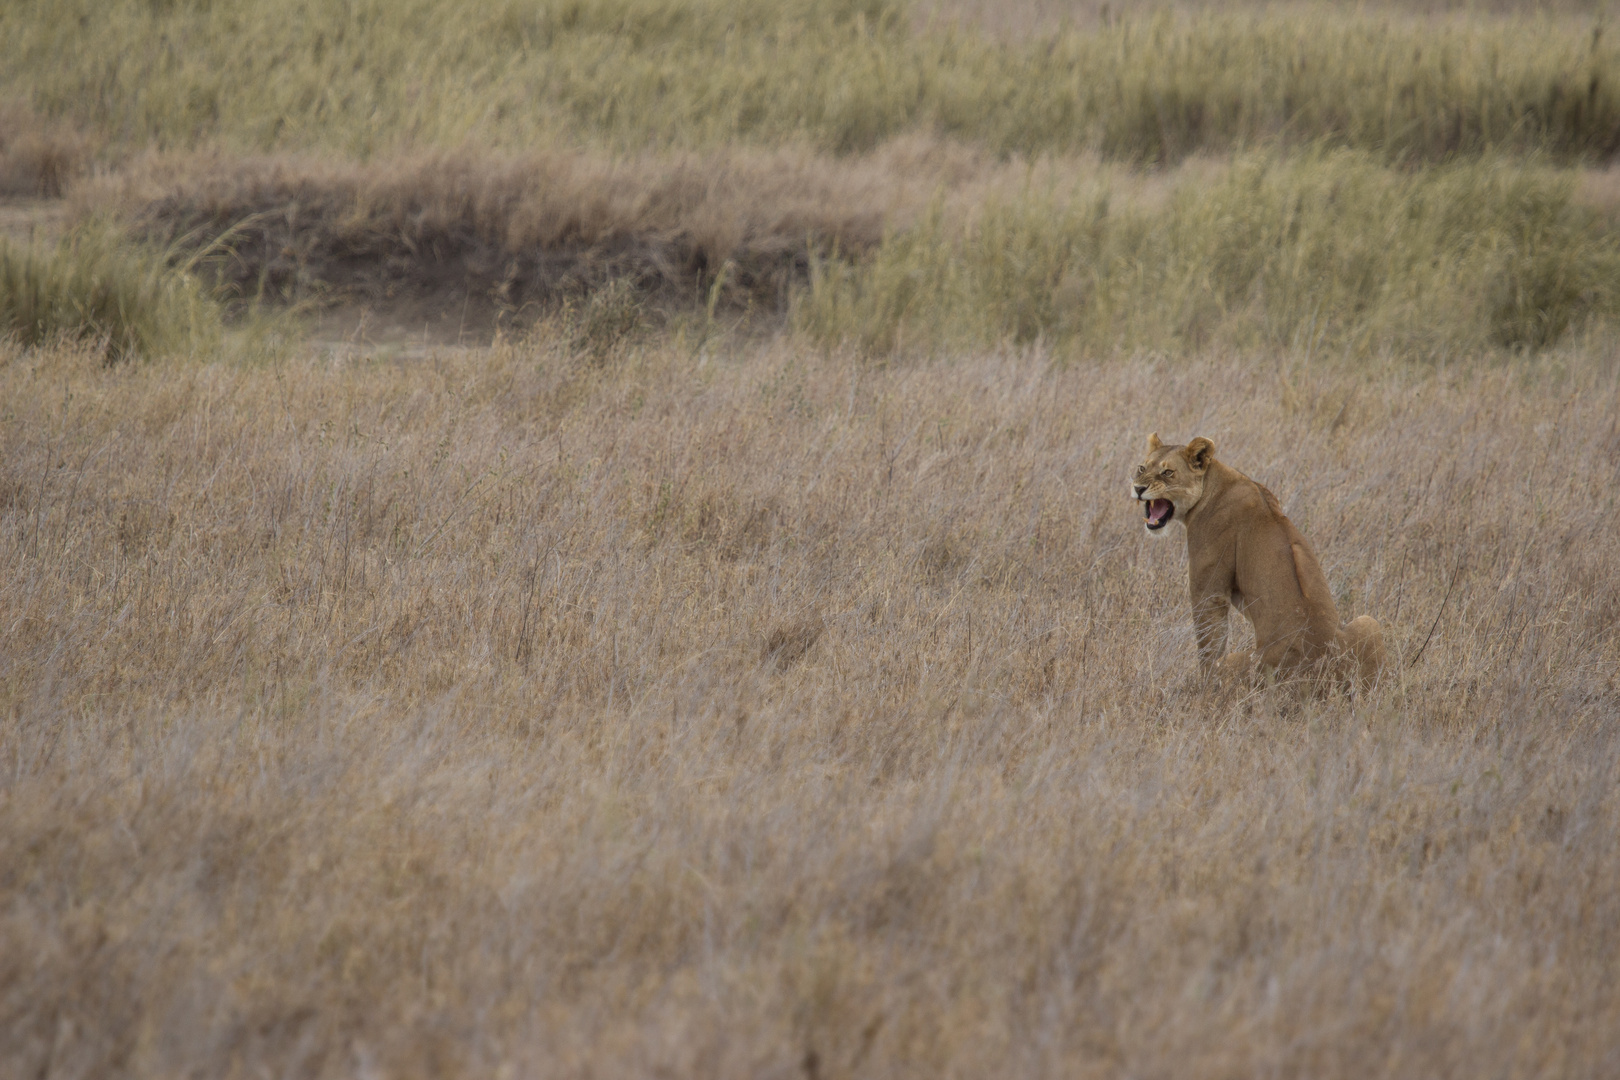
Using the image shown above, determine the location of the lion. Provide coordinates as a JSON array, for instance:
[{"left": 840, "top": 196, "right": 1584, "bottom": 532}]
[{"left": 1132, "top": 433, "right": 1386, "bottom": 690}]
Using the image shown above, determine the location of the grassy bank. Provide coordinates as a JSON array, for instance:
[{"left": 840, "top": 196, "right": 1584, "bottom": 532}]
[
  {"left": 101, "top": 148, "right": 1620, "bottom": 357},
  {"left": 4, "top": 0, "right": 1620, "bottom": 163},
  {"left": 102, "top": 146, "right": 905, "bottom": 314}
]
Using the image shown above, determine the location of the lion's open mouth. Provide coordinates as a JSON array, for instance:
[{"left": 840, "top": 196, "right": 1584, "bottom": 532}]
[{"left": 1144, "top": 498, "right": 1174, "bottom": 530}]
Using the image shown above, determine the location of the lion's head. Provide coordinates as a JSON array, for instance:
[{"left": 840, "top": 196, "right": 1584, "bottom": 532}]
[{"left": 1132, "top": 432, "right": 1214, "bottom": 533}]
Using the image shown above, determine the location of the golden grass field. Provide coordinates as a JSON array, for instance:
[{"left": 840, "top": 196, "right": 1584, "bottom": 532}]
[
  {"left": 4, "top": 332, "right": 1618, "bottom": 1077},
  {"left": 4, "top": 0, "right": 1620, "bottom": 1076}
]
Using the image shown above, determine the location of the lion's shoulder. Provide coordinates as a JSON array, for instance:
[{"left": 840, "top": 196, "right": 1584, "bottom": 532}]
[{"left": 1205, "top": 471, "right": 1281, "bottom": 528}]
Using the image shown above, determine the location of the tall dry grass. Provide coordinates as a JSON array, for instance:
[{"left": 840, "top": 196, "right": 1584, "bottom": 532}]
[
  {"left": 6, "top": 0, "right": 1620, "bottom": 163},
  {"left": 2, "top": 331, "right": 1617, "bottom": 1077},
  {"left": 919, "top": 0, "right": 1620, "bottom": 38}
]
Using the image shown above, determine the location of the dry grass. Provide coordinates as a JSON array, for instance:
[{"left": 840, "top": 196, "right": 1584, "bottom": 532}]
[
  {"left": 0, "top": 103, "right": 88, "bottom": 199},
  {"left": 9, "top": 0, "right": 1620, "bottom": 164},
  {"left": 3, "top": 331, "right": 1617, "bottom": 1077},
  {"left": 6, "top": 0, "right": 1618, "bottom": 1072},
  {"left": 918, "top": 0, "right": 1620, "bottom": 38}
]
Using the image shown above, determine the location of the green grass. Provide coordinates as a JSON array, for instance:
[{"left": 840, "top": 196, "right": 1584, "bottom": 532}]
[
  {"left": 0, "top": 228, "right": 224, "bottom": 362},
  {"left": 797, "top": 152, "right": 1620, "bottom": 357},
  {"left": 5, "top": 0, "right": 1620, "bottom": 163}
]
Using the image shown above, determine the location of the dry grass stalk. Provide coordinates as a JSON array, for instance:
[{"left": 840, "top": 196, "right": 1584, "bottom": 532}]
[{"left": 2, "top": 332, "right": 1617, "bottom": 1076}]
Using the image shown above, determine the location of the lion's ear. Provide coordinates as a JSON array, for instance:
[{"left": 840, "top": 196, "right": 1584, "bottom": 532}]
[
  {"left": 1187, "top": 437, "right": 1215, "bottom": 471},
  {"left": 1146, "top": 432, "right": 1163, "bottom": 452}
]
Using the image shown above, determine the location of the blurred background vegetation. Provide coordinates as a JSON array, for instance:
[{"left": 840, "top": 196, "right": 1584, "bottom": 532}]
[{"left": 3, "top": 0, "right": 1619, "bottom": 359}]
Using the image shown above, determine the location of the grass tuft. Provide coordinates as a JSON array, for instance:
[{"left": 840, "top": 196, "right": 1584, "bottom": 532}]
[{"left": 0, "top": 227, "right": 224, "bottom": 361}]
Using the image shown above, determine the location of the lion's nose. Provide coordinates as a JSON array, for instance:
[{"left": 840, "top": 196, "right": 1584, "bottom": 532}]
[{"left": 1133, "top": 485, "right": 1146, "bottom": 498}]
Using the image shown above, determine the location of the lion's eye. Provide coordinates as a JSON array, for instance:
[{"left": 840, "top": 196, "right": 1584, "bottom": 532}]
[{"left": 1160, "top": 470, "right": 1173, "bottom": 479}]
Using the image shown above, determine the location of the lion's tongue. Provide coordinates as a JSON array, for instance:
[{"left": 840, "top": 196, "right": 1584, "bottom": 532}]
[{"left": 1147, "top": 499, "right": 1171, "bottom": 525}]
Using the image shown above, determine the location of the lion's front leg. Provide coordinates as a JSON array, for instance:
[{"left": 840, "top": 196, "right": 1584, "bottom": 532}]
[{"left": 1190, "top": 591, "right": 1231, "bottom": 676}]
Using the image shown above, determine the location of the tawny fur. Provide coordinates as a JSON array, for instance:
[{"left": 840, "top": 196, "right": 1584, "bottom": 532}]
[{"left": 1134, "top": 433, "right": 1386, "bottom": 689}]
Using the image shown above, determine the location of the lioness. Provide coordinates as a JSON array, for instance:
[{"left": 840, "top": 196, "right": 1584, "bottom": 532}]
[{"left": 1133, "top": 433, "right": 1385, "bottom": 689}]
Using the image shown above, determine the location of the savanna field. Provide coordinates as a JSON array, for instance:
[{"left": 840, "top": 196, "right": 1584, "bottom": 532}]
[{"left": 2, "top": 1, "right": 1620, "bottom": 1077}]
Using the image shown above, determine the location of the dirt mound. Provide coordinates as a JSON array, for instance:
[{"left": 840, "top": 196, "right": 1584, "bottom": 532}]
[{"left": 101, "top": 149, "right": 913, "bottom": 329}]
